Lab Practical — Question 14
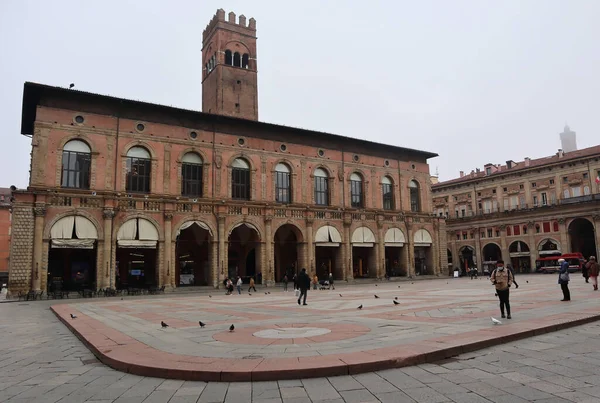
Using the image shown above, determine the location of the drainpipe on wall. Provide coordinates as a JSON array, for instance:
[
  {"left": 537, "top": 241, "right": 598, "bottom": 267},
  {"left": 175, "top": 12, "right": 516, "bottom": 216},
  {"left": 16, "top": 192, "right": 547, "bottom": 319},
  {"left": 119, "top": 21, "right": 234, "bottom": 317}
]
[{"left": 109, "top": 104, "right": 121, "bottom": 290}]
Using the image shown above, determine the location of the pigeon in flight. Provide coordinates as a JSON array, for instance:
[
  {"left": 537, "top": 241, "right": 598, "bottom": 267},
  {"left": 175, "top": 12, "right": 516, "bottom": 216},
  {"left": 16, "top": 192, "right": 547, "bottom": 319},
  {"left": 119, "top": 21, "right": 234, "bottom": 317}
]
[
  {"left": 199, "top": 321, "right": 206, "bottom": 328},
  {"left": 374, "top": 295, "right": 380, "bottom": 299},
  {"left": 393, "top": 300, "right": 400, "bottom": 305},
  {"left": 229, "top": 324, "right": 235, "bottom": 332},
  {"left": 491, "top": 317, "right": 502, "bottom": 325},
  {"left": 357, "top": 304, "right": 363, "bottom": 310},
  {"left": 161, "top": 321, "right": 169, "bottom": 328},
  {"left": 70, "top": 314, "right": 77, "bottom": 319}
]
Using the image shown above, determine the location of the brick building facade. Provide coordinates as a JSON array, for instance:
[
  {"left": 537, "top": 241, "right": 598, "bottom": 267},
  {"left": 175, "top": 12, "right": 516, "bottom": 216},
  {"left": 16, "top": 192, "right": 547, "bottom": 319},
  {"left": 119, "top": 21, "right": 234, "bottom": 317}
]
[
  {"left": 432, "top": 136, "right": 600, "bottom": 275},
  {"left": 8, "top": 10, "right": 444, "bottom": 295}
]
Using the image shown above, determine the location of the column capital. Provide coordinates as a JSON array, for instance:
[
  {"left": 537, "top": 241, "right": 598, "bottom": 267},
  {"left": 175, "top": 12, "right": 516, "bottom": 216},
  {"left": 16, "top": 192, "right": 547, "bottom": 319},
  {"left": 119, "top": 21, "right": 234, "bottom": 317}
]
[
  {"left": 557, "top": 217, "right": 566, "bottom": 224},
  {"left": 33, "top": 207, "right": 46, "bottom": 217},
  {"left": 305, "top": 216, "right": 314, "bottom": 225},
  {"left": 102, "top": 209, "right": 115, "bottom": 219},
  {"left": 164, "top": 212, "right": 174, "bottom": 221},
  {"left": 593, "top": 214, "right": 600, "bottom": 222},
  {"left": 265, "top": 215, "right": 273, "bottom": 223}
]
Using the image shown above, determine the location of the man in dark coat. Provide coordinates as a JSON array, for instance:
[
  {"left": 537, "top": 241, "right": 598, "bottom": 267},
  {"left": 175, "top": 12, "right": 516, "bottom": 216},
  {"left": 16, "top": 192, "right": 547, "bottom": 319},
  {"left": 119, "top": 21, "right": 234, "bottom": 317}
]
[{"left": 297, "top": 268, "right": 310, "bottom": 306}]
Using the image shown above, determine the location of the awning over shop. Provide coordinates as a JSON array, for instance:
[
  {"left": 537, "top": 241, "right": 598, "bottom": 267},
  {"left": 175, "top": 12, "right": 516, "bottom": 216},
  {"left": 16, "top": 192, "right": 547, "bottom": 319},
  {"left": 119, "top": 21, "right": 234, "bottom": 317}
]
[
  {"left": 315, "top": 225, "right": 342, "bottom": 247},
  {"left": 50, "top": 216, "right": 98, "bottom": 249},
  {"left": 384, "top": 227, "right": 406, "bottom": 247}
]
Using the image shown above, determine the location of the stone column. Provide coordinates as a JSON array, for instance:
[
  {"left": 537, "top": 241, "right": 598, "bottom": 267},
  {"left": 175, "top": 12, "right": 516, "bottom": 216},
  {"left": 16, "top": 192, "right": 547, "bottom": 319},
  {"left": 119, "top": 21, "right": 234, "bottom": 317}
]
[
  {"left": 474, "top": 228, "right": 482, "bottom": 271},
  {"left": 499, "top": 225, "right": 510, "bottom": 264},
  {"left": 432, "top": 221, "right": 440, "bottom": 276},
  {"left": 527, "top": 221, "right": 537, "bottom": 273},
  {"left": 376, "top": 219, "right": 384, "bottom": 279},
  {"left": 406, "top": 222, "right": 415, "bottom": 278},
  {"left": 218, "top": 215, "right": 226, "bottom": 287},
  {"left": 32, "top": 206, "right": 46, "bottom": 291},
  {"left": 305, "top": 217, "right": 314, "bottom": 272},
  {"left": 265, "top": 216, "right": 274, "bottom": 285},
  {"left": 164, "top": 213, "right": 173, "bottom": 289},
  {"left": 343, "top": 219, "right": 353, "bottom": 281},
  {"left": 594, "top": 214, "right": 600, "bottom": 258},
  {"left": 211, "top": 241, "right": 219, "bottom": 288},
  {"left": 102, "top": 210, "right": 115, "bottom": 289},
  {"left": 558, "top": 218, "right": 569, "bottom": 253}
]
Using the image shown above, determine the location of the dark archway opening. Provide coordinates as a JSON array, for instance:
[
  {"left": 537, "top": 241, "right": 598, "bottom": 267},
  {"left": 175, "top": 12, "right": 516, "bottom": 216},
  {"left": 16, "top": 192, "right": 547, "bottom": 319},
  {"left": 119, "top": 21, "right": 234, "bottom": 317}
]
[
  {"left": 274, "top": 225, "right": 301, "bottom": 282},
  {"left": 116, "top": 248, "right": 156, "bottom": 290},
  {"left": 509, "top": 241, "right": 531, "bottom": 273},
  {"left": 48, "top": 247, "right": 96, "bottom": 292},
  {"left": 569, "top": 218, "right": 597, "bottom": 259},
  {"left": 176, "top": 223, "right": 211, "bottom": 286},
  {"left": 459, "top": 246, "right": 475, "bottom": 272},
  {"left": 228, "top": 224, "right": 260, "bottom": 282}
]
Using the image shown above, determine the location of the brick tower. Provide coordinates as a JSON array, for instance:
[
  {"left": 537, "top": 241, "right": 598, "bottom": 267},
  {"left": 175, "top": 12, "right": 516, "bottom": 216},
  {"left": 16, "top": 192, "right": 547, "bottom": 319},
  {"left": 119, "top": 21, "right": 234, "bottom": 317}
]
[{"left": 202, "top": 9, "right": 258, "bottom": 121}]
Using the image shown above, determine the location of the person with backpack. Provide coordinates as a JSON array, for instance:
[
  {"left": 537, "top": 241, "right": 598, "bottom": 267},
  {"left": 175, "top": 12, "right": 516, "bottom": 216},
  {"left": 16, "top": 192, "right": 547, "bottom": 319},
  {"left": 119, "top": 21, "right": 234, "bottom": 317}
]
[
  {"left": 297, "top": 268, "right": 310, "bottom": 305},
  {"left": 558, "top": 258, "right": 571, "bottom": 301},
  {"left": 490, "top": 260, "right": 514, "bottom": 319}
]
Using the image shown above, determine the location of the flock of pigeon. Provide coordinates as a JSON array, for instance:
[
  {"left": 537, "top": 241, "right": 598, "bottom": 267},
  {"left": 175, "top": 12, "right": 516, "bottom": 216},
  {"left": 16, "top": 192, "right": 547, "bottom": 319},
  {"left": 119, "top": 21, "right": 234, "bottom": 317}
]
[{"left": 69, "top": 279, "right": 520, "bottom": 331}]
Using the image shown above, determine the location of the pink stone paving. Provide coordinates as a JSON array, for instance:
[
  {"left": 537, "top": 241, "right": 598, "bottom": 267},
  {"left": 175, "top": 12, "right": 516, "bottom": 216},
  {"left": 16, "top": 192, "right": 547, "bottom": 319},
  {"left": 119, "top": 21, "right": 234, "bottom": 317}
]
[{"left": 51, "top": 275, "right": 600, "bottom": 381}]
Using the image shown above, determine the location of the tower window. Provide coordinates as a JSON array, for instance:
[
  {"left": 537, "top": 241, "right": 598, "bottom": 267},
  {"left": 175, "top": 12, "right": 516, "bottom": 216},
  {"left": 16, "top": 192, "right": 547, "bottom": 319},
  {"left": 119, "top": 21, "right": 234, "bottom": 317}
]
[
  {"left": 225, "top": 50, "right": 233, "bottom": 66},
  {"left": 242, "top": 53, "right": 249, "bottom": 69},
  {"left": 233, "top": 52, "right": 241, "bottom": 67}
]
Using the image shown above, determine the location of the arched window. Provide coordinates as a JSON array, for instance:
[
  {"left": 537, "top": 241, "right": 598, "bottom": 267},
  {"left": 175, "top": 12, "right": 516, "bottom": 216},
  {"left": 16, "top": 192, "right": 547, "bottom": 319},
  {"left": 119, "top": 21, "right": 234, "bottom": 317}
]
[
  {"left": 225, "top": 50, "right": 232, "bottom": 66},
  {"left": 382, "top": 176, "right": 394, "bottom": 210},
  {"left": 350, "top": 173, "right": 363, "bottom": 208},
  {"left": 242, "top": 53, "right": 249, "bottom": 69},
  {"left": 126, "top": 146, "right": 151, "bottom": 193},
  {"left": 314, "top": 168, "right": 329, "bottom": 206},
  {"left": 275, "top": 163, "right": 291, "bottom": 204},
  {"left": 181, "top": 153, "right": 203, "bottom": 197},
  {"left": 232, "top": 158, "right": 250, "bottom": 200},
  {"left": 61, "top": 140, "right": 91, "bottom": 189},
  {"left": 233, "top": 52, "right": 241, "bottom": 67},
  {"left": 409, "top": 180, "right": 420, "bottom": 212}
]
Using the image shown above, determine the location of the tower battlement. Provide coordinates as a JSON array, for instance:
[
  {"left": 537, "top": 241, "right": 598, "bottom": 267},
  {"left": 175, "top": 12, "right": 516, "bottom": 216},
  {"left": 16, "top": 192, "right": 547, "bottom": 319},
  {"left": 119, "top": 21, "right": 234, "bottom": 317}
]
[{"left": 202, "top": 9, "right": 256, "bottom": 43}]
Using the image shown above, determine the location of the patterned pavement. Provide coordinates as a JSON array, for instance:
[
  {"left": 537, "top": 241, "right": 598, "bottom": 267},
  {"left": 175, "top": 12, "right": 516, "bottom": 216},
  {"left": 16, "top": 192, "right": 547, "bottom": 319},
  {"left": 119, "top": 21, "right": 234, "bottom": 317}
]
[
  {"left": 49, "top": 274, "right": 600, "bottom": 381},
  {"left": 3, "top": 276, "right": 600, "bottom": 402}
]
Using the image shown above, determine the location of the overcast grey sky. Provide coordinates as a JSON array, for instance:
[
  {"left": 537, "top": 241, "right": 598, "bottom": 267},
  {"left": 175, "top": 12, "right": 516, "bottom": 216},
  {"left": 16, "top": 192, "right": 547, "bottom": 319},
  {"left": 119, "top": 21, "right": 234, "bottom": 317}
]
[{"left": 1, "top": 0, "right": 599, "bottom": 187}]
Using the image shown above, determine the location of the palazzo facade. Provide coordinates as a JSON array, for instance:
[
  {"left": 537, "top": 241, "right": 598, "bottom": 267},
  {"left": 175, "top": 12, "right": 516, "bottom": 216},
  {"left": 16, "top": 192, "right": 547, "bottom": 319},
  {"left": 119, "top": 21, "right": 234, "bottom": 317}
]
[
  {"left": 8, "top": 10, "right": 444, "bottom": 294},
  {"left": 432, "top": 136, "right": 600, "bottom": 275}
]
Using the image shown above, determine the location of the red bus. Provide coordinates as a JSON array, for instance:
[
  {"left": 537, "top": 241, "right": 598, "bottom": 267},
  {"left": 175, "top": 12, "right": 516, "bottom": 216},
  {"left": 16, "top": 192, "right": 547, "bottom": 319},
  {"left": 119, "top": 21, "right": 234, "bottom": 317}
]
[{"left": 535, "top": 253, "right": 584, "bottom": 274}]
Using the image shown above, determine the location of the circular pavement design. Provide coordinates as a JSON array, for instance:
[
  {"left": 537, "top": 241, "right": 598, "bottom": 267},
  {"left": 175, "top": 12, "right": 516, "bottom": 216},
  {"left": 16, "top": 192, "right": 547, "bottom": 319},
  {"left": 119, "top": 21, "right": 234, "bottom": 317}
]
[{"left": 253, "top": 327, "right": 331, "bottom": 339}]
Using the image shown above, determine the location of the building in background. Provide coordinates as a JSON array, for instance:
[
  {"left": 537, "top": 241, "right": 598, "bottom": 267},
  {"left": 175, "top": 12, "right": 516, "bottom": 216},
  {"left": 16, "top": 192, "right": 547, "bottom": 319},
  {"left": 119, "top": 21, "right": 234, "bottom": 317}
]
[
  {"left": 0, "top": 188, "right": 12, "bottom": 286},
  {"left": 433, "top": 133, "right": 600, "bottom": 275},
  {"left": 8, "top": 9, "right": 445, "bottom": 295}
]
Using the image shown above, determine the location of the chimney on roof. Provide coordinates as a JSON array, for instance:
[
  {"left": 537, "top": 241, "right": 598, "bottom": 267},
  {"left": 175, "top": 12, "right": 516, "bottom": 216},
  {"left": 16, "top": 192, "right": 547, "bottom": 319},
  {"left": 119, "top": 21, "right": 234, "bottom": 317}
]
[
  {"left": 558, "top": 149, "right": 564, "bottom": 158},
  {"left": 506, "top": 160, "right": 514, "bottom": 169},
  {"left": 560, "top": 125, "right": 577, "bottom": 153},
  {"left": 470, "top": 170, "right": 475, "bottom": 177},
  {"left": 459, "top": 171, "right": 464, "bottom": 178},
  {"left": 524, "top": 157, "right": 530, "bottom": 167},
  {"left": 476, "top": 168, "right": 480, "bottom": 174}
]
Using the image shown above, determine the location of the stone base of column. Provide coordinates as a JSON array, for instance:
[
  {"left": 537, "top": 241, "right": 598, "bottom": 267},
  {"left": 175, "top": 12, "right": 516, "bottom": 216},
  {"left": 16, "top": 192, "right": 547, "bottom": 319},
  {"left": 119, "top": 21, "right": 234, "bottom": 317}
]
[{"left": 265, "top": 280, "right": 276, "bottom": 287}]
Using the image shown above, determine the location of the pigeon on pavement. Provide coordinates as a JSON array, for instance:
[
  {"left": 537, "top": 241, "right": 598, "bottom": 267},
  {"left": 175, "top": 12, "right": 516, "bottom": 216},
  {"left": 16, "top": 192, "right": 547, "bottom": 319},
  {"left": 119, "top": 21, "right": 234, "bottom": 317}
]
[
  {"left": 393, "top": 300, "right": 400, "bottom": 305},
  {"left": 491, "top": 317, "right": 502, "bottom": 325},
  {"left": 339, "top": 294, "right": 343, "bottom": 297},
  {"left": 70, "top": 314, "right": 77, "bottom": 319},
  {"left": 161, "top": 321, "right": 169, "bottom": 328},
  {"left": 374, "top": 295, "right": 380, "bottom": 299},
  {"left": 199, "top": 321, "right": 206, "bottom": 328},
  {"left": 229, "top": 324, "right": 235, "bottom": 332},
  {"left": 357, "top": 304, "right": 363, "bottom": 310}
]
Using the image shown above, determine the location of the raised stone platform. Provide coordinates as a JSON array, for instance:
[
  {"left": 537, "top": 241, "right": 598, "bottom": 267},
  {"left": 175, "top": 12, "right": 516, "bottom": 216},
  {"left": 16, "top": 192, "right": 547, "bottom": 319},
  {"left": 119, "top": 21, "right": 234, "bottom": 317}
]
[{"left": 51, "top": 275, "right": 600, "bottom": 382}]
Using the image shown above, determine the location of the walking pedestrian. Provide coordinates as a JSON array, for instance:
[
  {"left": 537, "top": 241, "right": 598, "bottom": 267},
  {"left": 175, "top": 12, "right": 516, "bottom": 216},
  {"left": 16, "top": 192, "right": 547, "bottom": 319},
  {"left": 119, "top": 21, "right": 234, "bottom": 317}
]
[
  {"left": 297, "top": 268, "right": 310, "bottom": 305},
  {"left": 558, "top": 258, "right": 571, "bottom": 301},
  {"left": 248, "top": 277, "right": 256, "bottom": 292},
  {"left": 236, "top": 276, "right": 242, "bottom": 295},
  {"left": 328, "top": 272, "right": 335, "bottom": 290},
  {"left": 582, "top": 258, "right": 590, "bottom": 283},
  {"left": 293, "top": 273, "right": 298, "bottom": 291},
  {"left": 283, "top": 274, "right": 288, "bottom": 292},
  {"left": 586, "top": 256, "right": 599, "bottom": 291},
  {"left": 491, "top": 260, "right": 513, "bottom": 319},
  {"left": 506, "top": 264, "right": 519, "bottom": 288},
  {"left": 312, "top": 273, "right": 318, "bottom": 290}
]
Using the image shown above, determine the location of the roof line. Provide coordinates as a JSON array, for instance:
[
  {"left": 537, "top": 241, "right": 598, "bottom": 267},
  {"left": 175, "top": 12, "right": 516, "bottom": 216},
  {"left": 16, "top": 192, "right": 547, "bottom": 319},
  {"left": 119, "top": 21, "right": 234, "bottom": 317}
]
[{"left": 21, "top": 82, "right": 438, "bottom": 160}]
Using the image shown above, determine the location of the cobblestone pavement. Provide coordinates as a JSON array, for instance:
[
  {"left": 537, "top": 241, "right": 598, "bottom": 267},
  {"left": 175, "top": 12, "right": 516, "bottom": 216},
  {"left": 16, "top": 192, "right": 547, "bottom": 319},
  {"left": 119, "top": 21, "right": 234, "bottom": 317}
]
[{"left": 3, "top": 277, "right": 600, "bottom": 402}]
